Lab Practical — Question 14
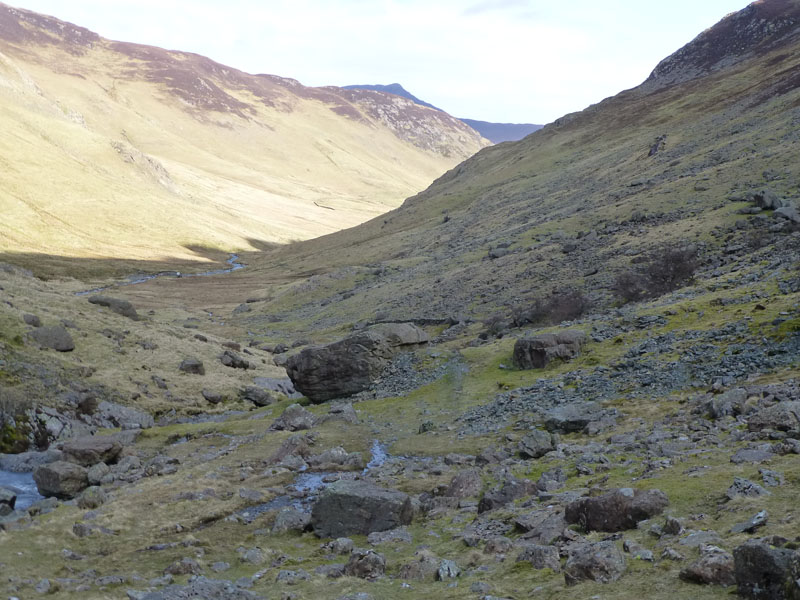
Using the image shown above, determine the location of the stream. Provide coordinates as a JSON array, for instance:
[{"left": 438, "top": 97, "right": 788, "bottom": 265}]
[
  {"left": 237, "top": 440, "right": 389, "bottom": 524},
  {"left": 0, "top": 470, "right": 43, "bottom": 512},
  {"left": 76, "top": 253, "right": 245, "bottom": 296}
]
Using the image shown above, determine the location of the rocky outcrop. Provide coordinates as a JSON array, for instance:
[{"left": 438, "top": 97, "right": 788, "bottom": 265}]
[
  {"left": 32, "top": 461, "right": 89, "bottom": 499},
  {"left": 565, "top": 488, "right": 668, "bottom": 532},
  {"left": 285, "top": 332, "right": 394, "bottom": 402},
  {"left": 512, "top": 330, "right": 587, "bottom": 369},
  {"left": 87, "top": 295, "right": 139, "bottom": 320},
  {"left": 311, "top": 480, "right": 413, "bottom": 538}
]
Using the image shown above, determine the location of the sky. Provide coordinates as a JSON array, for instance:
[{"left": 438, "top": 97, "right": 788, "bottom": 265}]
[{"left": 11, "top": 0, "right": 752, "bottom": 124}]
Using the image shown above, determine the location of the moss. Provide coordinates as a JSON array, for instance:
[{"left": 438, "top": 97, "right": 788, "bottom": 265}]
[{"left": 0, "top": 417, "right": 31, "bottom": 453}]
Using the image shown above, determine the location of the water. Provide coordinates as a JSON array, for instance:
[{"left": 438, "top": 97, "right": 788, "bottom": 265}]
[
  {"left": 237, "top": 440, "right": 390, "bottom": 522},
  {"left": 0, "top": 470, "right": 43, "bottom": 511},
  {"left": 76, "top": 253, "right": 245, "bottom": 296}
]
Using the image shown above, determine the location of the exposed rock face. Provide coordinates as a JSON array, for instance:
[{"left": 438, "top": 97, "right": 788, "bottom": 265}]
[
  {"left": 564, "top": 541, "right": 626, "bottom": 585},
  {"left": 285, "top": 332, "right": 394, "bottom": 402},
  {"left": 311, "top": 480, "right": 413, "bottom": 538},
  {"left": 513, "top": 330, "right": 587, "bottom": 369},
  {"left": 87, "top": 295, "right": 139, "bottom": 320},
  {"left": 565, "top": 488, "right": 669, "bottom": 532},
  {"left": 31, "top": 326, "right": 74, "bottom": 352},
  {"left": 733, "top": 539, "right": 798, "bottom": 600},
  {"left": 32, "top": 461, "right": 89, "bottom": 499},
  {"left": 61, "top": 436, "right": 123, "bottom": 466}
]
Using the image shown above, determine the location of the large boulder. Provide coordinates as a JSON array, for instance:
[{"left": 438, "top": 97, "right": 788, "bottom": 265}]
[
  {"left": 87, "top": 295, "right": 139, "bottom": 320},
  {"left": 61, "top": 436, "right": 123, "bottom": 467},
  {"left": 311, "top": 480, "right": 412, "bottom": 538},
  {"left": 31, "top": 326, "right": 74, "bottom": 352},
  {"left": 747, "top": 402, "right": 800, "bottom": 432},
  {"left": 513, "top": 330, "right": 587, "bottom": 369},
  {"left": 565, "top": 488, "right": 668, "bottom": 532},
  {"left": 285, "top": 332, "right": 393, "bottom": 402},
  {"left": 733, "top": 539, "right": 798, "bottom": 600},
  {"left": 518, "top": 429, "right": 556, "bottom": 458},
  {"left": 32, "top": 461, "right": 89, "bottom": 499},
  {"left": 679, "top": 545, "right": 736, "bottom": 586},
  {"left": 564, "top": 541, "right": 626, "bottom": 585}
]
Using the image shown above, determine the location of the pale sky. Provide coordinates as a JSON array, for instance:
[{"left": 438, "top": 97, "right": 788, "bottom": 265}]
[{"left": 11, "top": 0, "right": 752, "bottom": 123}]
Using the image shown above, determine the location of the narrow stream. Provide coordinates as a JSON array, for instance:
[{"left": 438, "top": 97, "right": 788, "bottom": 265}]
[
  {"left": 0, "top": 470, "right": 43, "bottom": 511},
  {"left": 76, "top": 253, "right": 245, "bottom": 296},
  {"left": 237, "top": 440, "right": 389, "bottom": 523}
]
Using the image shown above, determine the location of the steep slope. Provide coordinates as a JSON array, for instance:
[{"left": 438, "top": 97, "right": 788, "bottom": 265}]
[
  {"left": 191, "top": 0, "right": 800, "bottom": 337},
  {"left": 0, "top": 4, "right": 487, "bottom": 267},
  {"left": 344, "top": 82, "right": 543, "bottom": 143}
]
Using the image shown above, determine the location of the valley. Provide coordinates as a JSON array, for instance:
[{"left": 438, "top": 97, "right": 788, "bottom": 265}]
[{"left": 1, "top": 1, "right": 800, "bottom": 600}]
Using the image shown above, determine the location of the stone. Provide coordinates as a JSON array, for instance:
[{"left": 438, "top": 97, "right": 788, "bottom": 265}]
[
  {"left": 731, "top": 510, "right": 769, "bottom": 534},
  {"left": 311, "top": 480, "right": 412, "bottom": 538},
  {"left": 726, "top": 477, "right": 770, "bottom": 501},
  {"left": 368, "top": 322, "right": 429, "bottom": 346},
  {"left": 516, "top": 510, "right": 568, "bottom": 545},
  {"left": 367, "top": 527, "right": 412, "bottom": 545},
  {"left": 399, "top": 550, "right": 440, "bottom": 581},
  {"left": 679, "top": 545, "right": 736, "bottom": 586},
  {"left": 733, "top": 539, "right": 797, "bottom": 599},
  {"left": 443, "top": 468, "right": 483, "bottom": 499},
  {"left": 23, "top": 313, "right": 41, "bottom": 327},
  {"left": 512, "top": 330, "right": 587, "bottom": 369},
  {"left": 565, "top": 488, "right": 669, "bottom": 532},
  {"left": 88, "top": 295, "right": 139, "bottom": 320},
  {"left": 748, "top": 402, "right": 800, "bottom": 432},
  {"left": 284, "top": 332, "right": 394, "bottom": 402},
  {"left": 544, "top": 402, "right": 607, "bottom": 433},
  {"left": 775, "top": 205, "right": 800, "bottom": 223},
  {"left": 31, "top": 326, "right": 75, "bottom": 352},
  {"left": 344, "top": 549, "right": 386, "bottom": 579},
  {"left": 484, "top": 537, "right": 513, "bottom": 555},
  {"left": 478, "top": 476, "right": 535, "bottom": 513},
  {"left": 270, "top": 404, "right": 314, "bottom": 431},
  {"left": 436, "top": 559, "right": 460, "bottom": 580},
  {"left": 275, "top": 569, "right": 310, "bottom": 585},
  {"left": 564, "top": 541, "right": 626, "bottom": 585},
  {"left": 202, "top": 389, "right": 224, "bottom": 404},
  {"left": 329, "top": 538, "right": 355, "bottom": 555},
  {"left": 517, "top": 544, "right": 561, "bottom": 571},
  {"left": 220, "top": 350, "right": 250, "bottom": 369},
  {"left": 127, "top": 577, "right": 264, "bottom": 599},
  {"left": 760, "top": 469, "right": 784, "bottom": 487},
  {"left": 622, "top": 539, "right": 654, "bottom": 561},
  {"left": 77, "top": 486, "right": 108, "bottom": 509},
  {"left": 62, "top": 436, "right": 123, "bottom": 467},
  {"left": 33, "top": 461, "right": 89, "bottom": 499},
  {"left": 165, "top": 557, "right": 202, "bottom": 575},
  {"left": 731, "top": 447, "right": 774, "bottom": 464},
  {"left": 0, "top": 486, "right": 16, "bottom": 511},
  {"left": 272, "top": 508, "right": 311, "bottom": 534},
  {"left": 179, "top": 358, "right": 205, "bottom": 375},
  {"left": 239, "top": 386, "right": 273, "bottom": 406},
  {"left": 518, "top": 429, "right": 556, "bottom": 458}
]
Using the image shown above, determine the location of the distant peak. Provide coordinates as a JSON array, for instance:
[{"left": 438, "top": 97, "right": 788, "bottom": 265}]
[
  {"left": 341, "top": 83, "right": 442, "bottom": 111},
  {"left": 643, "top": 0, "right": 800, "bottom": 91}
]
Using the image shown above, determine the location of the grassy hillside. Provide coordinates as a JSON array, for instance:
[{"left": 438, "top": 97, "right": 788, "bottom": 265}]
[{"left": 0, "top": 3, "right": 487, "bottom": 272}]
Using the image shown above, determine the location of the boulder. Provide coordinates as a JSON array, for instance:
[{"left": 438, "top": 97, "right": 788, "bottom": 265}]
[
  {"left": 726, "top": 477, "right": 770, "bottom": 501},
  {"left": 478, "top": 476, "right": 535, "bottom": 513},
  {"left": 518, "top": 429, "right": 556, "bottom": 458},
  {"left": 564, "top": 541, "right": 626, "bottom": 585},
  {"left": 368, "top": 323, "right": 429, "bottom": 346},
  {"left": 179, "top": 358, "right": 205, "bottom": 375},
  {"left": 747, "top": 402, "right": 800, "bottom": 432},
  {"left": 61, "top": 436, "right": 123, "bottom": 467},
  {"left": 516, "top": 510, "right": 568, "bottom": 545},
  {"left": 443, "top": 468, "right": 483, "bottom": 499},
  {"left": 517, "top": 544, "right": 561, "bottom": 571},
  {"left": 544, "top": 402, "right": 607, "bottom": 433},
  {"left": 0, "top": 486, "right": 16, "bottom": 515},
  {"left": 22, "top": 313, "right": 41, "bottom": 327},
  {"left": 87, "top": 295, "right": 139, "bottom": 320},
  {"left": 733, "top": 539, "right": 798, "bottom": 600},
  {"left": 512, "top": 330, "right": 587, "bottom": 369},
  {"left": 399, "top": 550, "right": 440, "bottom": 581},
  {"left": 77, "top": 485, "right": 107, "bottom": 509},
  {"left": 269, "top": 404, "right": 315, "bottom": 431},
  {"left": 239, "top": 386, "right": 273, "bottom": 406},
  {"left": 285, "top": 332, "right": 394, "bottom": 402},
  {"left": 775, "top": 205, "right": 800, "bottom": 223},
  {"left": 311, "top": 480, "right": 412, "bottom": 538},
  {"left": 751, "top": 189, "right": 785, "bottom": 210},
  {"left": 31, "top": 326, "right": 74, "bottom": 352},
  {"left": 344, "top": 549, "right": 386, "bottom": 579},
  {"left": 272, "top": 507, "right": 311, "bottom": 534},
  {"left": 565, "top": 488, "right": 668, "bottom": 532},
  {"left": 220, "top": 350, "right": 251, "bottom": 369},
  {"left": 33, "top": 461, "right": 89, "bottom": 499},
  {"left": 679, "top": 545, "right": 735, "bottom": 586}
]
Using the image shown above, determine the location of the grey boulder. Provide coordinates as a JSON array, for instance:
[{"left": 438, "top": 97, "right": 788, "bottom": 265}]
[
  {"left": 564, "top": 541, "right": 626, "bottom": 585},
  {"left": 565, "top": 487, "right": 668, "bottom": 532},
  {"left": 31, "top": 326, "right": 74, "bottom": 352},
  {"left": 33, "top": 461, "right": 89, "bottom": 499},
  {"left": 311, "top": 480, "right": 412, "bottom": 538},
  {"left": 61, "top": 436, "right": 123, "bottom": 467},
  {"left": 513, "top": 330, "right": 586, "bottom": 369},
  {"left": 88, "top": 295, "right": 139, "bottom": 320}
]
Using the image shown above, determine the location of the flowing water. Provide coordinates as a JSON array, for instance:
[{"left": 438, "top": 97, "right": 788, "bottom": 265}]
[
  {"left": 0, "top": 470, "right": 42, "bottom": 511},
  {"left": 76, "top": 253, "right": 245, "bottom": 296}
]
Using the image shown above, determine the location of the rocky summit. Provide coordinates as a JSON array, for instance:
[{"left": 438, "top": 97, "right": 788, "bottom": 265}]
[{"left": 1, "top": 2, "right": 800, "bottom": 600}]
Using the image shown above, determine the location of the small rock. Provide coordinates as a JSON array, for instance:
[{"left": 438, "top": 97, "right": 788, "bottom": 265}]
[
  {"left": 730, "top": 510, "right": 768, "bottom": 534},
  {"left": 23, "top": 313, "right": 41, "bottom": 327},
  {"left": 344, "top": 549, "right": 386, "bottom": 579},
  {"left": 436, "top": 559, "right": 460, "bottom": 580},
  {"left": 88, "top": 295, "right": 139, "bottom": 320},
  {"left": 564, "top": 541, "right": 626, "bottom": 585},
  {"left": 179, "top": 358, "right": 205, "bottom": 375},
  {"left": 679, "top": 545, "right": 735, "bottom": 586},
  {"left": 239, "top": 386, "right": 273, "bottom": 406},
  {"left": 270, "top": 404, "right": 314, "bottom": 431},
  {"left": 726, "top": 477, "right": 770, "bottom": 501},
  {"left": 31, "top": 326, "right": 75, "bottom": 352},
  {"left": 77, "top": 486, "right": 107, "bottom": 510},
  {"left": 517, "top": 544, "right": 561, "bottom": 571}
]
